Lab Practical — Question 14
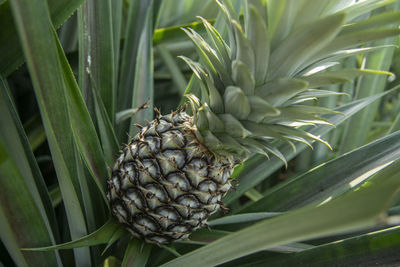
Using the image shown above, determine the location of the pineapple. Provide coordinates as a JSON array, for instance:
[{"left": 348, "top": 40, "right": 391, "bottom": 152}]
[{"left": 107, "top": 0, "right": 397, "bottom": 244}]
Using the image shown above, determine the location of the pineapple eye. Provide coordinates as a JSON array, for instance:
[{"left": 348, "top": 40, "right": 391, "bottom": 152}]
[
  {"left": 134, "top": 214, "right": 160, "bottom": 232},
  {"left": 166, "top": 172, "right": 191, "bottom": 191},
  {"left": 156, "top": 119, "right": 172, "bottom": 133},
  {"left": 190, "top": 210, "right": 207, "bottom": 220},
  {"left": 138, "top": 159, "right": 160, "bottom": 183},
  {"left": 198, "top": 180, "right": 217, "bottom": 192},
  {"left": 177, "top": 194, "right": 200, "bottom": 208},
  {"left": 123, "top": 163, "right": 138, "bottom": 182},
  {"left": 113, "top": 204, "right": 128, "bottom": 222},
  {"left": 145, "top": 136, "right": 161, "bottom": 153},
  {"left": 124, "top": 144, "right": 137, "bottom": 161},
  {"left": 163, "top": 149, "right": 186, "bottom": 169},
  {"left": 147, "top": 235, "right": 168, "bottom": 244},
  {"left": 145, "top": 183, "right": 168, "bottom": 202},
  {"left": 168, "top": 224, "right": 189, "bottom": 233},
  {"left": 160, "top": 130, "right": 185, "bottom": 150},
  {"left": 124, "top": 188, "right": 146, "bottom": 210},
  {"left": 156, "top": 206, "right": 179, "bottom": 221}
]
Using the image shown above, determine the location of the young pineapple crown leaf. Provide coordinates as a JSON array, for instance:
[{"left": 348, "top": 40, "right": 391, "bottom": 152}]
[{"left": 182, "top": 0, "right": 399, "bottom": 162}]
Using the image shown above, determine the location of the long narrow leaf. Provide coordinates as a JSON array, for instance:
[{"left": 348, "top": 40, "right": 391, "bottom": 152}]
[
  {"left": 0, "top": 0, "right": 85, "bottom": 76},
  {"left": 162, "top": 159, "right": 400, "bottom": 266},
  {"left": 240, "top": 130, "right": 400, "bottom": 213},
  {"left": 224, "top": 86, "right": 400, "bottom": 205},
  {"left": 117, "top": 0, "right": 153, "bottom": 141},
  {"left": 0, "top": 98, "right": 61, "bottom": 267},
  {"left": 78, "top": 0, "right": 115, "bottom": 121},
  {"left": 9, "top": 1, "right": 91, "bottom": 265},
  {"left": 128, "top": 1, "right": 156, "bottom": 136}
]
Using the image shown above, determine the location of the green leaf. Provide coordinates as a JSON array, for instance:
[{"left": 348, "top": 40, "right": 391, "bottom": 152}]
[
  {"left": 23, "top": 220, "right": 121, "bottom": 251},
  {"left": 0, "top": 0, "right": 85, "bottom": 76},
  {"left": 302, "top": 69, "right": 393, "bottom": 88},
  {"left": 198, "top": 16, "right": 231, "bottom": 74},
  {"left": 223, "top": 86, "right": 251, "bottom": 119},
  {"left": 0, "top": 131, "right": 60, "bottom": 267},
  {"left": 255, "top": 78, "right": 308, "bottom": 106},
  {"left": 312, "top": 28, "right": 400, "bottom": 62},
  {"left": 208, "top": 212, "right": 281, "bottom": 226},
  {"left": 183, "top": 27, "right": 231, "bottom": 89},
  {"left": 247, "top": 95, "right": 280, "bottom": 123},
  {"left": 262, "top": 226, "right": 400, "bottom": 266},
  {"left": 117, "top": 0, "right": 153, "bottom": 141},
  {"left": 78, "top": 0, "right": 115, "bottom": 121},
  {"left": 341, "top": 0, "right": 398, "bottom": 22},
  {"left": 153, "top": 20, "right": 207, "bottom": 46},
  {"left": 111, "top": 0, "right": 122, "bottom": 79},
  {"left": 128, "top": 1, "right": 156, "bottom": 137},
  {"left": 0, "top": 78, "right": 59, "bottom": 240},
  {"left": 341, "top": 11, "right": 400, "bottom": 34},
  {"left": 268, "top": 13, "right": 345, "bottom": 79},
  {"left": 339, "top": 23, "right": 398, "bottom": 153},
  {"left": 218, "top": 114, "right": 251, "bottom": 138},
  {"left": 247, "top": 5, "right": 270, "bottom": 85},
  {"left": 9, "top": 0, "right": 93, "bottom": 264},
  {"left": 162, "top": 159, "right": 400, "bottom": 266},
  {"left": 55, "top": 31, "right": 109, "bottom": 198},
  {"left": 232, "top": 20, "right": 255, "bottom": 76},
  {"left": 231, "top": 60, "right": 255, "bottom": 95},
  {"left": 122, "top": 239, "right": 151, "bottom": 267},
  {"left": 242, "top": 130, "right": 400, "bottom": 213},
  {"left": 224, "top": 86, "right": 400, "bottom": 205},
  {"left": 157, "top": 44, "right": 187, "bottom": 95}
]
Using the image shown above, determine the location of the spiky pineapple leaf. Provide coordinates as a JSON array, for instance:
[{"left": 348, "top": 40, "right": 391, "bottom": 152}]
[
  {"left": 122, "top": 239, "right": 151, "bottom": 267},
  {"left": 183, "top": 27, "right": 231, "bottom": 88},
  {"left": 224, "top": 85, "right": 400, "bottom": 205},
  {"left": 198, "top": 16, "right": 231, "bottom": 73},
  {"left": 247, "top": 5, "right": 270, "bottom": 85},
  {"left": 240, "top": 130, "right": 400, "bottom": 214},
  {"left": 247, "top": 95, "right": 280, "bottom": 123},
  {"left": 0, "top": 0, "right": 85, "bottom": 76},
  {"left": 208, "top": 212, "right": 280, "bottom": 226},
  {"left": 223, "top": 86, "right": 250, "bottom": 119},
  {"left": 341, "top": 0, "right": 399, "bottom": 22},
  {"left": 339, "top": 21, "right": 398, "bottom": 153},
  {"left": 231, "top": 60, "right": 255, "bottom": 95},
  {"left": 302, "top": 69, "right": 393, "bottom": 88},
  {"left": 255, "top": 226, "right": 400, "bottom": 266},
  {"left": 22, "top": 220, "right": 121, "bottom": 251},
  {"left": 162, "top": 159, "right": 400, "bottom": 266},
  {"left": 341, "top": 11, "right": 400, "bottom": 34},
  {"left": 311, "top": 27, "right": 400, "bottom": 62},
  {"left": 255, "top": 78, "right": 308, "bottom": 106},
  {"left": 267, "top": 12, "right": 345, "bottom": 79},
  {"left": 153, "top": 20, "right": 208, "bottom": 46}
]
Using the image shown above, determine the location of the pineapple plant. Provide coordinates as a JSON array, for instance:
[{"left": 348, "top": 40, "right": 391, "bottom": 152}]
[
  {"left": 1, "top": 0, "right": 400, "bottom": 266},
  {"left": 107, "top": 0, "right": 397, "bottom": 245}
]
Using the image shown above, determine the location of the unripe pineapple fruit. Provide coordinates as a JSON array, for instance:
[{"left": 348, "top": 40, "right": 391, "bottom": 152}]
[
  {"left": 107, "top": 0, "right": 398, "bottom": 244},
  {"left": 107, "top": 110, "right": 234, "bottom": 244}
]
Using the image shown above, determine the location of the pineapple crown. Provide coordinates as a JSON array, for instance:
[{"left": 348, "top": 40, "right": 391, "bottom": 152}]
[{"left": 181, "top": 0, "right": 398, "bottom": 164}]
